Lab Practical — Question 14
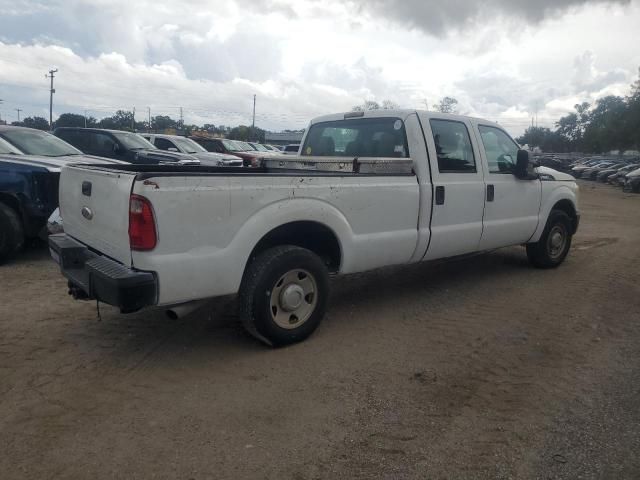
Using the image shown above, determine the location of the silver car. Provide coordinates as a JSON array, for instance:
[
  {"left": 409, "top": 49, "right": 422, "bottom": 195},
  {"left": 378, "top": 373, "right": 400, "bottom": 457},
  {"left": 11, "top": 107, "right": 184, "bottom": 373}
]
[{"left": 143, "top": 134, "right": 243, "bottom": 167}]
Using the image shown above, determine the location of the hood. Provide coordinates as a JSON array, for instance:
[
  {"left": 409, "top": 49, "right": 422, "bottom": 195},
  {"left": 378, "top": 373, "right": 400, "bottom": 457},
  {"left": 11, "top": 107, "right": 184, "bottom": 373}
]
[
  {"left": 535, "top": 166, "right": 576, "bottom": 182},
  {"left": 626, "top": 167, "right": 640, "bottom": 178},
  {"left": 190, "top": 151, "right": 242, "bottom": 162},
  {"left": 134, "top": 149, "right": 199, "bottom": 164},
  {"left": 0, "top": 153, "right": 124, "bottom": 172}
]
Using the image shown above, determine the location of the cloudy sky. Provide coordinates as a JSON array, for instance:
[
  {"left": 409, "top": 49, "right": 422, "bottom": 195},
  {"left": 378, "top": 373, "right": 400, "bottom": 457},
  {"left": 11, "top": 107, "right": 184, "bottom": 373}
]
[{"left": 0, "top": 0, "right": 638, "bottom": 134}]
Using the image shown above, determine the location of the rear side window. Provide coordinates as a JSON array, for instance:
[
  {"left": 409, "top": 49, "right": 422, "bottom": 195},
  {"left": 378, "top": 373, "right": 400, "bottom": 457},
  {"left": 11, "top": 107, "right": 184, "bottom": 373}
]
[
  {"left": 430, "top": 120, "right": 476, "bottom": 173},
  {"left": 302, "top": 118, "right": 409, "bottom": 158},
  {"left": 55, "top": 129, "right": 88, "bottom": 151},
  {"left": 155, "top": 138, "right": 176, "bottom": 151},
  {"left": 87, "top": 132, "right": 117, "bottom": 155}
]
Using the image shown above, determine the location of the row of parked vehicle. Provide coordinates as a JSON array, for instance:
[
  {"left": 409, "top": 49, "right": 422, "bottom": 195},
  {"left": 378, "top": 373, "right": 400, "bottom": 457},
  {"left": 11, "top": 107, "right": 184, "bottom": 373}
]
[
  {"left": 0, "top": 124, "right": 299, "bottom": 262},
  {"left": 535, "top": 154, "right": 640, "bottom": 193}
]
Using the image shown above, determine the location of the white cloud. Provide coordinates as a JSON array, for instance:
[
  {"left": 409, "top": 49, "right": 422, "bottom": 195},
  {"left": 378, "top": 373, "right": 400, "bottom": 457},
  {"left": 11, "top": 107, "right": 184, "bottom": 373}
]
[{"left": 0, "top": 0, "right": 638, "bottom": 135}]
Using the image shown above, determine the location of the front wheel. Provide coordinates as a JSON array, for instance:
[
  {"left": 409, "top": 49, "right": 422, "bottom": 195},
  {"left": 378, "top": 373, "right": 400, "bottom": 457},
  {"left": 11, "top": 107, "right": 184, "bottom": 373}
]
[
  {"left": 239, "top": 245, "right": 329, "bottom": 347},
  {"left": 526, "top": 210, "right": 573, "bottom": 269}
]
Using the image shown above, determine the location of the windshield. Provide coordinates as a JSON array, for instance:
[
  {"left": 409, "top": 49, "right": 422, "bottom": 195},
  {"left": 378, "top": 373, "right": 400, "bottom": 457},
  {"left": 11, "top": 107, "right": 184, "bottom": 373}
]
[
  {"left": 251, "top": 143, "right": 270, "bottom": 152},
  {"left": 222, "top": 139, "right": 242, "bottom": 152},
  {"left": 237, "top": 141, "right": 254, "bottom": 151},
  {"left": 0, "top": 129, "right": 82, "bottom": 156},
  {"left": 172, "top": 137, "right": 206, "bottom": 154},
  {"left": 112, "top": 132, "right": 156, "bottom": 150}
]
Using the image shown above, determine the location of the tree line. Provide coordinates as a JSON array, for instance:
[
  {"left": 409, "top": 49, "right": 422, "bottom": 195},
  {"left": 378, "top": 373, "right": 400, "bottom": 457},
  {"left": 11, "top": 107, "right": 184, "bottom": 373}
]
[
  {"left": 7, "top": 110, "right": 287, "bottom": 143},
  {"left": 517, "top": 69, "right": 640, "bottom": 153}
]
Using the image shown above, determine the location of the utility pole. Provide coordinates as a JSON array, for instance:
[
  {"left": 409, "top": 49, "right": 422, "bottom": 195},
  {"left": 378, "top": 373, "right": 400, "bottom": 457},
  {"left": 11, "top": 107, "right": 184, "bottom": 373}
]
[
  {"left": 0, "top": 99, "right": 3, "bottom": 123},
  {"left": 15, "top": 108, "right": 22, "bottom": 122},
  {"left": 84, "top": 110, "right": 88, "bottom": 128},
  {"left": 251, "top": 94, "right": 256, "bottom": 140},
  {"left": 132, "top": 106, "right": 136, "bottom": 131},
  {"left": 147, "top": 107, "right": 151, "bottom": 132},
  {"left": 46, "top": 68, "right": 58, "bottom": 129},
  {"left": 179, "top": 107, "right": 183, "bottom": 129}
]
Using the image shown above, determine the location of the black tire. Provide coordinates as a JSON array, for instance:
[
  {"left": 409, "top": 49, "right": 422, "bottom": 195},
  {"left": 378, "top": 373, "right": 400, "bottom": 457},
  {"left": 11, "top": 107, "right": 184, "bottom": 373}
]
[
  {"left": 0, "top": 202, "right": 24, "bottom": 264},
  {"left": 526, "top": 210, "right": 573, "bottom": 269},
  {"left": 239, "top": 245, "right": 329, "bottom": 347}
]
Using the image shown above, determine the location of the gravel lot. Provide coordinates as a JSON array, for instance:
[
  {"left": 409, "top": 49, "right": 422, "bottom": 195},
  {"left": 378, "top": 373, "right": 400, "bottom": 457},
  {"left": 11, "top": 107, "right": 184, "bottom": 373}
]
[{"left": 1, "top": 181, "right": 639, "bottom": 479}]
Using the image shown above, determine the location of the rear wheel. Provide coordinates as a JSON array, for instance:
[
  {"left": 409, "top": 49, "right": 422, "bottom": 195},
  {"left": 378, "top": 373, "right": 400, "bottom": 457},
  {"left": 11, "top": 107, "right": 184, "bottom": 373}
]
[
  {"left": 0, "top": 202, "right": 24, "bottom": 264},
  {"left": 239, "top": 245, "right": 329, "bottom": 347},
  {"left": 526, "top": 210, "right": 573, "bottom": 269}
]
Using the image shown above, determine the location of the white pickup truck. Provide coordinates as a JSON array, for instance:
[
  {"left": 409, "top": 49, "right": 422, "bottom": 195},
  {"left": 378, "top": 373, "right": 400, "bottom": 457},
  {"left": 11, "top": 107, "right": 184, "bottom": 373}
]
[{"left": 49, "top": 110, "right": 579, "bottom": 346}]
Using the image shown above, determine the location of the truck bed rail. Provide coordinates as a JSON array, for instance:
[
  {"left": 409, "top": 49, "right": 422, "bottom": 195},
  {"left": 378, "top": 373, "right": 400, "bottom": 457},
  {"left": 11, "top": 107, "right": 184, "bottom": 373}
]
[{"left": 261, "top": 156, "right": 414, "bottom": 175}]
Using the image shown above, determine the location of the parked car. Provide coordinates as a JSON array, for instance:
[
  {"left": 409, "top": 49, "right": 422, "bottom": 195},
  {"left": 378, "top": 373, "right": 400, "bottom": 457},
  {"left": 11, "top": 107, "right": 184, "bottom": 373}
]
[
  {"left": 49, "top": 110, "right": 579, "bottom": 346},
  {"left": 581, "top": 161, "right": 625, "bottom": 180},
  {"left": 0, "top": 126, "right": 122, "bottom": 262},
  {"left": 597, "top": 164, "right": 632, "bottom": 182},
  {"left": 54, "top": 127, "right": 200, "bottom": 165},
  {"left": 609, "top": 164, "right": 640, "bottom": 185},
  {"left": 623, "top": 167, "right": 640, "bottom": 193},
  {"left": 142, "top": 134, "right": 242, "bottom": 167},
  {"left": 190, "top": 137, "right": 264, "bottom": 167},
  {"left": 264, "top": 144, "right": 283, "bottom": 153},
  {"left": 282, "top": 144, "right": 300, "bottom": 155}
]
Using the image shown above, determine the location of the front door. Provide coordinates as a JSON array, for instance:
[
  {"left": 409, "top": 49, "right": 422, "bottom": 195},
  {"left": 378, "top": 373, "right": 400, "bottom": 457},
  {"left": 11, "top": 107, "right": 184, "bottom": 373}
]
[
  {"left": 420, "top": 116, "right": 486, "bottom": 260},
  {"left": 474, "top": 124, "right": 541, "bottom": 250}
]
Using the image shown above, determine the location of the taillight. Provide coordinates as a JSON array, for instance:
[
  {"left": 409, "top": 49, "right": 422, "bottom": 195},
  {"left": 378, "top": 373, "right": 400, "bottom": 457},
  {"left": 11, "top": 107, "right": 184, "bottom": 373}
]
[{"left": 129, "top": 194, "right": 157, "bottom": 251}]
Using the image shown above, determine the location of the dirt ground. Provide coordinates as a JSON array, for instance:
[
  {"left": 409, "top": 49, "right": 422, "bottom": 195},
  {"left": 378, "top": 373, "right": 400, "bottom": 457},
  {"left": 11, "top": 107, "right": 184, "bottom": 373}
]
[{"left": 1, "top": 181, "right": 639, "bottom": 479}]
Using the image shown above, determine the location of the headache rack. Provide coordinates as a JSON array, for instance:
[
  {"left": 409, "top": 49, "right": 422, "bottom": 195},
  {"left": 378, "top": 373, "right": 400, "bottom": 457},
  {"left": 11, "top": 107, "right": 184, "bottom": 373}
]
[{"left": 260, "top": 156, "right": 414, "bottom": 175}]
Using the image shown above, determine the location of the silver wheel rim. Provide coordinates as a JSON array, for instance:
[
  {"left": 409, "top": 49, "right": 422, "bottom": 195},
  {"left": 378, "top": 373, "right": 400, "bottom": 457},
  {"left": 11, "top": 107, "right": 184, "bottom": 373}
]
[
  {"left": 547, "top": 224, "right": 567, "bottom": 260},
  {"left": 269, "top": 269, "right": 318, "bottom": 329}
]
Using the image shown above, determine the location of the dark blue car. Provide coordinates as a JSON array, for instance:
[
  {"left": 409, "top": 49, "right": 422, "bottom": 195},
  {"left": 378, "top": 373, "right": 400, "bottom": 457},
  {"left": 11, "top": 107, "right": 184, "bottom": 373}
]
[{"left": 0, "top": 126, "right": 121, "bottom": 263}]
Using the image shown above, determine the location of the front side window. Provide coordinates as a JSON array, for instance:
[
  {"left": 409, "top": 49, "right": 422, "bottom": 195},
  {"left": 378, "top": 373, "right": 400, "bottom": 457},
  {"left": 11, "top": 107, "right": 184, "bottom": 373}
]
[
  {"left": 478, "top": 125, "right": 519, "bottom": 174},
  {"left": 430, "top": 120, "right": 476, "bottom": 173},
  {"left": 302, "top": 118, "right": 409, "bottom": 158}
]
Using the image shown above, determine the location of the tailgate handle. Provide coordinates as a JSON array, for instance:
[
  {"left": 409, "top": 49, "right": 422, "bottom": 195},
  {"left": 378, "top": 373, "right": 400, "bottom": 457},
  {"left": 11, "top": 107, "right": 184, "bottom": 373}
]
[{"left": 82, "top": 181, "right": 92, "bottom": 197}]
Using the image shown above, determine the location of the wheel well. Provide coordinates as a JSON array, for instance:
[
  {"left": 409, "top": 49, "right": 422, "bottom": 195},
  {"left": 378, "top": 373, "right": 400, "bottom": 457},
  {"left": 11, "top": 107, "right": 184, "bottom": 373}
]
[
  {"left": 552, "top": 199, "right": 578, "bottom": 233},
  {"left": 249, "top": 221, "right": 342, "bottom": 272},
  {"left": 0, "top": 193, "right": 23, "bottom": 219}
]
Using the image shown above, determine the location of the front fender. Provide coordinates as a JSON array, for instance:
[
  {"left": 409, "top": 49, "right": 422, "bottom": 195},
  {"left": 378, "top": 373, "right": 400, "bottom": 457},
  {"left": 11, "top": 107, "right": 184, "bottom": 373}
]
[{"left": 529, "top": 183, "right": 579, "bottom": 243}]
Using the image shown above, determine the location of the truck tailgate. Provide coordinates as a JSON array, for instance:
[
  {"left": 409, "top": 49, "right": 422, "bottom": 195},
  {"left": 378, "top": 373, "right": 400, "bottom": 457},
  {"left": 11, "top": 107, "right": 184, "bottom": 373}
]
[{"left": 59, "top": 165, "right": 136, "bottom": 266}]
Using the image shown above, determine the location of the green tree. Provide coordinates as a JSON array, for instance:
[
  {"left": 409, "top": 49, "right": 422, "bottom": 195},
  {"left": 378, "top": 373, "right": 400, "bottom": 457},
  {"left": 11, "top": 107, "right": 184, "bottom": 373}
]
[
  {"left": 54, "top": 113, "right": 97, "bottom": 128},
  {"left": 434, "top": 97, "right": 459, "bottom": 114},
  {"left": 21, "top": 116, "right": 50, "bottom": 130},
  {"left": 228, "top": 125, "right": 265, "bottom": 142},
  {"left": 151, "top": 115, "right": 178, "bottom": 131},
  {"left": 351, "top": 100, "right": 398, "bottom": 112},
  {"left": 516, "top": 126, "right": 568, "bottom": 152},
  {"left": 99, "top": 110, "right": 135, "bottom": 131}
]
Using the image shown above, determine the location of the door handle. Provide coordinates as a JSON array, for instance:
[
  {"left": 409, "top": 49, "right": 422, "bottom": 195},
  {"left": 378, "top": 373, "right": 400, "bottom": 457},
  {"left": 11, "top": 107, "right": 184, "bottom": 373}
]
[
  {"left": 487, "top": 184, "right": 495, "bottom": 202},
  {"left": 435, "top": 186, "right": 445, "bottom": 205}
]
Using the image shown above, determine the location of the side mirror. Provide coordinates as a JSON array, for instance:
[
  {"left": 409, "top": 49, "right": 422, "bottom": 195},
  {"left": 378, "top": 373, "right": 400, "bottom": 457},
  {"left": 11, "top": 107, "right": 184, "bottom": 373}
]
[
  {"left": 515, "top": 149, "right": 534, "bottom": 179},
  {"left": 113, "top": 143, "right": 122, "bottom": 154}
]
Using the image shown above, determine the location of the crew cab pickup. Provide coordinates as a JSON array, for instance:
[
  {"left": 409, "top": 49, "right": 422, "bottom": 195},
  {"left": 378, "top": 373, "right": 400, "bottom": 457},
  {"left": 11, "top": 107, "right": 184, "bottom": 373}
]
[{"left": 49, "top": 110, "right": 579, "bottom": 346}]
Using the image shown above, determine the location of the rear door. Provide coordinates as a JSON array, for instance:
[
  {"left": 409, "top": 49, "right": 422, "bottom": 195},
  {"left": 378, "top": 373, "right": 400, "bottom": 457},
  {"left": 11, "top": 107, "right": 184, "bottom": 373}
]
[
  {"left": 419, "top": 115, "right": 486, "bottom": 260},
  {"left": 59, "top": 165, "right": 136, "bottom": 265},
  {"left": 473, "top": 123, "right": 541, "bottom": 249}
]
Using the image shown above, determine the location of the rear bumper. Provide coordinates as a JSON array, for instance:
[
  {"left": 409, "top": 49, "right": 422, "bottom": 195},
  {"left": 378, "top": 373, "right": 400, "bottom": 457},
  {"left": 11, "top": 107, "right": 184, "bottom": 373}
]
[{"left": 49, "top": 234, "right": 157, "bottom": 313}]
